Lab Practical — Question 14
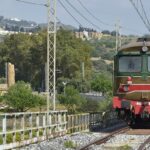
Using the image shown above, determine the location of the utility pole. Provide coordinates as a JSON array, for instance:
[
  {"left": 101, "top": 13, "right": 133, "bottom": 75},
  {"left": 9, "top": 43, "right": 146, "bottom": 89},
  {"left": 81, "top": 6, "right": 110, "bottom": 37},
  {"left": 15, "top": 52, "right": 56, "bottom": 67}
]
[
  {"left": 119, "top": 29, "right": 122, "bottom": 48},
  {"left": 115, "top": 20, "right": 120, "bottom": 52},
  {"left": 46, "top": 0, "right": 57, "bottom": 112},
  {"left": 81, "top": 62, "right": 85, "bottom": 80}
]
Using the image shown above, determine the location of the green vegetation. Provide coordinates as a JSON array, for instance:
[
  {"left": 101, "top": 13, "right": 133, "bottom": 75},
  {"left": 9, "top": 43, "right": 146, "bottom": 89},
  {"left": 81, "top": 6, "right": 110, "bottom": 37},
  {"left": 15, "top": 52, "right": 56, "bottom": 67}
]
[
  {"left": 0, "top": 28, "right": 92, "bottom": 91},
  {"left": 2, "top": 81, "right": 46, "bottom": 112},
  {"left": 64, "top": 140, "right": 76, "bottom": 149},
  {"left": 90, "top": 36, "right": 116, "bottom": 58},
  {"left": 117, "top": 145, "right": 132, "bottom": 150},
  {"left": 98, "top": 95, "right": 112, "bottom": 111},
  {"left": 91, "top": 73, "right": 112, "bottom": 95},
  {"left": 58, "top": 85, "right": 86, "bottom": 114},
  {"left": 82, "top": 100, "right": 100, "bottom": 112},
  {"left": 0, "top": 136, "right": 2, "bottom": 144},
  {"left": 6, "top": 134, "right": 13, "bottom": 144},
  {"left": 15, "top": 132, "right": 21, "bottom": 142},
  {"left": 0, "top": 28, "right": 128, "bottom": 113}
]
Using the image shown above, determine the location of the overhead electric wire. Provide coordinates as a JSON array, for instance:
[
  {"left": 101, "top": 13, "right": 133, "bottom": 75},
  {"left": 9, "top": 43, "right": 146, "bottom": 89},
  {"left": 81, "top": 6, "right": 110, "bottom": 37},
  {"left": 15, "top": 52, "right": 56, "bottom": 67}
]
[
  {"left": 77, "top": 0, "right": 113, "bottom": 27},
  {"left": 16, "top": 0, "right": 61, "bottom": 22},
  {"left": 129, "top": 0, "right": 150, "bottom": 32},
  {"left": 65, "top": 0, "right": 102, "bottom": 31},
  {"left": 77, "top": 0, "right": 142, "bottom": 34},
  {"left": 58, "top": 0, "right": 82, "bottom": 26},
  {"left": 16, "top": 0, "right": 143, "bottom": 35},
  {"left": 16, "top": 0, "right": 48, "bottom": 7},
  {"left": 139, "top": 0, "right": 150, "bottom": 27}
]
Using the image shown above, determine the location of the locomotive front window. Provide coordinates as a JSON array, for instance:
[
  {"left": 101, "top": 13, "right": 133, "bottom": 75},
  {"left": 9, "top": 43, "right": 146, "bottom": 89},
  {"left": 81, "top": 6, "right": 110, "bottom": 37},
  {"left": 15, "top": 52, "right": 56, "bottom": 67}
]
[{"left": 119, "top": 56, "right": 141, "bottom": 72}]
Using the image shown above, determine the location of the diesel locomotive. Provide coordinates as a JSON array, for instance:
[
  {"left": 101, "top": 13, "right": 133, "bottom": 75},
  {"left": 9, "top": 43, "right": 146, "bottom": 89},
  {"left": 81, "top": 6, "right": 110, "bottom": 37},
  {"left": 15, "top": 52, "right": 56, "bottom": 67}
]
[{"left": 113, "top": 38, "right": 150, "bottom": 124}]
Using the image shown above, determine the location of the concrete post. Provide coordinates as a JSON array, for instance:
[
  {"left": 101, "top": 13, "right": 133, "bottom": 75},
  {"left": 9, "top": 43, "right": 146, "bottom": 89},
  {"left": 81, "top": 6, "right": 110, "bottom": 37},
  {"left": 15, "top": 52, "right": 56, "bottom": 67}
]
[{"left": 7, "top": 63, "right": 15, "bottom": 87}]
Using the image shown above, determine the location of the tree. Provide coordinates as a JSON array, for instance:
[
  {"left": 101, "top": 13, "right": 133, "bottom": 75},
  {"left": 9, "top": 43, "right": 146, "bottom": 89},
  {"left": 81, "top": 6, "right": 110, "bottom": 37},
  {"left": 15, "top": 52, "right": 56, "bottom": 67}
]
[
  {"left": 3, "top": 81, "right": 45, "bottom": 112},
  {"left": 92, "top": 59, "right": 108, "bottom": 72},
  {"left": 57, "top": 85, "right": 85, "bottom": 114},
  {"left": 101, "top": 30, "right": 110, "bottom": 35},
  {"left": 56, "top": 29, "right": 92, "bottom": 80},
  {"left": 82, "top": 99, "right": 100, "bottom": 112},
  {"left": 91, "top": 74, "right": 112, "bottom": 95},
  {"left": 111, "top": 31, "right": 117, "bottom": 36},
  {"left": 0, "top": 28, "right": 92, "bottom": 91}
]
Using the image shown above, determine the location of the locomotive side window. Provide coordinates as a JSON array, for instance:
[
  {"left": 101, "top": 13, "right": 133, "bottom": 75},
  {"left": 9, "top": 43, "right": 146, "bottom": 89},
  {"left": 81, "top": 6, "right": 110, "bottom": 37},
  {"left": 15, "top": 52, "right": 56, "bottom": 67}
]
[{"left": 119, "top": 56, "right": 141, "bottom": 72}]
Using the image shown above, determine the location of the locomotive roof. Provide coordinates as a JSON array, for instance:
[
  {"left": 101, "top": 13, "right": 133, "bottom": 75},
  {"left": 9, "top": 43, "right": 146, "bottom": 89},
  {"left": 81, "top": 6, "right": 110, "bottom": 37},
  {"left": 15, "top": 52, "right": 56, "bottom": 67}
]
[{"left": 119, "top": 38, "right": 150, "bottom": 51}]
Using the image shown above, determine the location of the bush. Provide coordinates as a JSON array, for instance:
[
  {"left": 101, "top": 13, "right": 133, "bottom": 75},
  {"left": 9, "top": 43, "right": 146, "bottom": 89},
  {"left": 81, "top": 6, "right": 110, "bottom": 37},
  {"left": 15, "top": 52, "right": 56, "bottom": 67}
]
[
  {"left": 2, "top": 81, "right": 46, "bottom": 112},
  {"left": 118, "top": 145, "right": 132, "bottom": 150},
  {"left": 58, "top": 85, "right": 85, "bottom": 114},
  {"left": 16, "top": 132, "right": 21, "bottom": 142},
  {"left": 64, "top": 140, "right": 76, "bottom": 149},
  {"left": 99, "top": 97, "right": 112, "bottom": 112},
  {"left": 0, "top": 136, "right": 2, "bottom": 144},
  {"left": 91, "top": 73, "right": 112, "bottom": 95},
  {"left": 6, "top": 134, "right": 13, "bottom": 144},
  {"left": 82, "top": 99, "right": 100, "bottom": 112}
]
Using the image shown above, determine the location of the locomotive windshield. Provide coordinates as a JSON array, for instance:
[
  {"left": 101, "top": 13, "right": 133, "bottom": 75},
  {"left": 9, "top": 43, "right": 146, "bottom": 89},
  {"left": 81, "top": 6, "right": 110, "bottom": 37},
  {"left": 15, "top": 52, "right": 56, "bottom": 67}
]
[{"left": 119, "top": 56, "right": 141, "bottom": 72}]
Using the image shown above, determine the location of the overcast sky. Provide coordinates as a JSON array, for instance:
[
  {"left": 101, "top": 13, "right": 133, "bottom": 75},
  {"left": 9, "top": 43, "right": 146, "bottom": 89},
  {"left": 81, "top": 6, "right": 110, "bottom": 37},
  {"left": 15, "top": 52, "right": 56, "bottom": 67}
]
[{"left": 0, "top": 0, "right": 150, "bottom": 35}]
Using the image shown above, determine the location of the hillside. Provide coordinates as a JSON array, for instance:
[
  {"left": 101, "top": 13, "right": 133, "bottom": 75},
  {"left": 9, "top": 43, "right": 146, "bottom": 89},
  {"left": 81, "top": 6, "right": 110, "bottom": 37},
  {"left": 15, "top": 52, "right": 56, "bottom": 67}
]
[
  {"left": 0, "top": 15, "right": 139, "bottom": 76},
  {"left": 0, "top": 16, "right": 76, "bottom": 32},
  {"left": 90, "top": 35, "right": 138, "bottom": 75}
]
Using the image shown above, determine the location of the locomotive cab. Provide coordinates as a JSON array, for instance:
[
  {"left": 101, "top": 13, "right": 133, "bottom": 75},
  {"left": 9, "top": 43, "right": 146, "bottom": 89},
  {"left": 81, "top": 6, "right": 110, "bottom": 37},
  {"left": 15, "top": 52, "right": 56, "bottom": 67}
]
[{"left": 113, "top": 38, "right": 150, "bottom": 123}]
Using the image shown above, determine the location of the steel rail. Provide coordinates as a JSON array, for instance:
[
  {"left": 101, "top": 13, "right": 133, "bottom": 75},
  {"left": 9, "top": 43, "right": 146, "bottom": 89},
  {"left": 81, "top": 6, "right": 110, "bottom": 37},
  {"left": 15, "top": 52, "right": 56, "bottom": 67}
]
[
  {"left": 138, "top": 136, "right": 150, "bottom": 150},
  {"left": 78, "top": 126, "right": 129, "bottom": 150}
]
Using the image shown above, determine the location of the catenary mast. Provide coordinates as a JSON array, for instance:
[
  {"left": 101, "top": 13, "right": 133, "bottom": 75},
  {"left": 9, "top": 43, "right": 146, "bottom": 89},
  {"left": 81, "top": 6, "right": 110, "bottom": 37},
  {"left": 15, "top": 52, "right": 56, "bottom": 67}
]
[{"left": 46, "top": 0, "right": 56, "bottom": 112}]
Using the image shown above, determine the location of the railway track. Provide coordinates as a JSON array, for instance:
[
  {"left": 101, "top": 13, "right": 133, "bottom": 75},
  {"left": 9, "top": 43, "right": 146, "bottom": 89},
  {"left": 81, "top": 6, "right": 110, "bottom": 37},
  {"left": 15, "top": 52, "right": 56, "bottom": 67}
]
[
  {"left": 138, "top": 136, "right": 150, "bottom": 150},
  {"left": 79, "top": 126, "right": 130, "bottom": 150},
  {"left": 79, "top": 126, "right": 150, "bottom": 150}
]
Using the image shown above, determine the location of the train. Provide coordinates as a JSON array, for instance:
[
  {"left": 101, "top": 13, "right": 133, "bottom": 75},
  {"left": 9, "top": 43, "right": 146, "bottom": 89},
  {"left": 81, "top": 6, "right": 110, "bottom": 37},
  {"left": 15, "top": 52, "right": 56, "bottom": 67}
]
[{"left": 113, "top": 37, "right": 150, "bottom": 125}]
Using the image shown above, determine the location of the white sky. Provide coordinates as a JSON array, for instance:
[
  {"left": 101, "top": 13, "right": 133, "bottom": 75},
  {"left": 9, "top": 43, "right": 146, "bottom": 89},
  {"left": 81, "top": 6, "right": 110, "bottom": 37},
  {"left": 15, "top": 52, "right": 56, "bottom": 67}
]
[{"left": 0, "top": 0, "right": 150, "bottom": 35}]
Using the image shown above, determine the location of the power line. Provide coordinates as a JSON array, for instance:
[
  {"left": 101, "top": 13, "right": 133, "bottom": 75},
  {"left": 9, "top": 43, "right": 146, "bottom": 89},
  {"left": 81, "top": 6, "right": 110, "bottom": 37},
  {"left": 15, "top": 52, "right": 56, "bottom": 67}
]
[
  {"left": 16, "top": 0, "right": 48, "bottom": 7},
  {"left": 76, "top": 0, "right": 141, "bottom": 34},
  {"left": 16, "top": 0, "right": 61, "bottom": 22},
  {"left": 139, "top": 0, "right": 150, "bottom": 27},
  {"left": 129, "top": 0, "right": 150, "bottom": 32},
  {"left": 16, "top": 0, "right": 143, "bottom": 35},
  {"left": 65, "top": 0, "right": 102, "bottom": 31},
  {"left": 77, "top": 0, "right": 113, "bottom": 27},
  {"left": 58, "top": 0, "right": 82, "bottom": 26},
  {"left": 79, "top": 0, "right": 143, "bottom": 34}
]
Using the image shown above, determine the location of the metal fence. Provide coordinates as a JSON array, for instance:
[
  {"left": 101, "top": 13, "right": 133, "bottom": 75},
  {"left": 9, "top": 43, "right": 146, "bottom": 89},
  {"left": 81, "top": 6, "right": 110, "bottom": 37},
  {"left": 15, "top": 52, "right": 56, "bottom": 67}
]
[
  {"left": 89, "top": 111, "right": 118, "bottom": 130},
  {"left": 0, "top": 111, "right": 117, "bottom": 149},
  {"left": 0, "top": 111, "right": 67, "bottom": 149},
  {"left": 67, "top": 113, "right": 89, "bottom": 133}
]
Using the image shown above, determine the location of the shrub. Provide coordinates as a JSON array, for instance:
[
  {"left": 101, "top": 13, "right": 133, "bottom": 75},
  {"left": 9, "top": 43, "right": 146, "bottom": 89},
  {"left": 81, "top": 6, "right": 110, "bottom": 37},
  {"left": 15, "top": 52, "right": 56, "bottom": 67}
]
[
  {"left": 3, "top": 81, "right": 46, "bottom": 112},
  {"left": 58, "top": 86, "right": 85, "bottom": 114},
  {"left": 64, "top": 140, "right": 76, "bottom": 149}
]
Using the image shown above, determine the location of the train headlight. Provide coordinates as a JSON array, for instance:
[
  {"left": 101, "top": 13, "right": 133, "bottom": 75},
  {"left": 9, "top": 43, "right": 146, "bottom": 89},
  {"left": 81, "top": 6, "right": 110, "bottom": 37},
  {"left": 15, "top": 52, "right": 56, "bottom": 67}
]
[
  {"left": 123, "top": 85, "right": 129, "bottom": 92},
  {"left": 127, "top": 76, "right": 132, "bottom": 85},
  {"left": 142, "top": 46, "right": 148, "bottom": 52},
  {"left": 136, "top": 102, "right": 142, "bottom": 106}
]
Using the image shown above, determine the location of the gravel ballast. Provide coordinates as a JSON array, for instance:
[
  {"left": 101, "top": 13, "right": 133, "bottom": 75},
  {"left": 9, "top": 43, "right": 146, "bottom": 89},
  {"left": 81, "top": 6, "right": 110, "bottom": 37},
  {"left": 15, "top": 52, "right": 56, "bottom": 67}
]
[{"left": 16, "top": 133, "right": 150, "bottom": 150}]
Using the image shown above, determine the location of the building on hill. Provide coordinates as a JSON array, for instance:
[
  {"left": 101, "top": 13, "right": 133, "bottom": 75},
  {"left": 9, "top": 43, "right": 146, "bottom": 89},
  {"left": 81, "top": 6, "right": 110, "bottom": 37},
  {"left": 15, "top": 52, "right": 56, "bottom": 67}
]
[
  {"left": 0, "top": 27, "right": 20, "bottom": 36},
  {"left": 0, "top": 27, "right": 33, "bottom": 42},
  {"left": 74, "top": 26, "right": 103, "bottom": 40},
  {"left": 0, "top": 27, "right": 9, "bottom": 35}
]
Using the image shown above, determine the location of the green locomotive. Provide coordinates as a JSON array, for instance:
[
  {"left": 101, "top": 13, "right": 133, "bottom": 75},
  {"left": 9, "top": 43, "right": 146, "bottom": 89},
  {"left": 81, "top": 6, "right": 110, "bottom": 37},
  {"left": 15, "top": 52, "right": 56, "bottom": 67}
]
[{"left": 113, "top": 38, "right": 150, "bottom": 124}]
